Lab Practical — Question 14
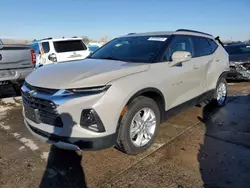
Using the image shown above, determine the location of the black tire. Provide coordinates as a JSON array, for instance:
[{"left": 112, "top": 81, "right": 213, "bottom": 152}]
[
  {"left": 12, "top": 83, "right": 21, "bottom": 96},
  {"left": 211, "top": 77, "right": 228, "bottom": 107},
  {"left": 116, "top": 96, "right": 160, "bottom": 155}
]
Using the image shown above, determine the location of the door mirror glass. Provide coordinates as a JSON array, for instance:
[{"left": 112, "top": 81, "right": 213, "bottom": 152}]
[{"left": 169, "top": 51, "right": 191, "bottom": 67}]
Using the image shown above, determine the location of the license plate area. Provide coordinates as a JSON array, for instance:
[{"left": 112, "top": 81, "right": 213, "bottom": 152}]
[{"left": 24, "top": 104, "right": 41, "bottom": 123}]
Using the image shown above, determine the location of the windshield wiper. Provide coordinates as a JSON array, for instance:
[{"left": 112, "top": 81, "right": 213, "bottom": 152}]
[{"left": 101, "top": 56, "right": 131, "bottom": 62}]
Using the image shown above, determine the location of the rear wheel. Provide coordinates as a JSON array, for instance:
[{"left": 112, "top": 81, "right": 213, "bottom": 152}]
[
  {"left": 212, "top": 77, "right": 227, "bottom": 107},
  {"left": 116, "top": 96, "right": 160, "bottom": 155}
]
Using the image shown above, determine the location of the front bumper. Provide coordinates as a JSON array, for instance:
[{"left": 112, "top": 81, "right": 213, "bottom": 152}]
[
  {"left": 226, "top": 70, "right": 250, "bottom": 80},
  {"left": 226, "top": 63, "right": 250, "bottom": 80},
  {"left": 21, "top": 83, "right": 119, "bottom": 150},
  {"left": 24, "top": 119, "right": 116, "bottom": 150},
  {"left": 0, "top": 67, "right": 33, "bottom": 82}
]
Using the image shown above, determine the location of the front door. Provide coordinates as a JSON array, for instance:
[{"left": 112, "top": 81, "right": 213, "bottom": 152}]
[{"left": 162, "top": 35, "right": 203, "bottom": 109}]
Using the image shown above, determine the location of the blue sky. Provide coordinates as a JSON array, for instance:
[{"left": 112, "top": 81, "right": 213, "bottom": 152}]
[{"left": 1, "top": 0, "right": 249, "bottom": 41}]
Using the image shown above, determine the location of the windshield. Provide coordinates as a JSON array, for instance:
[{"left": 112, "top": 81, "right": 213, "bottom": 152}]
[
  {"left": 225, "top": 44, "right": 250, "bottom": 55},
  {"left": 53, "top": 40, "right": 87, "bottom": 53},
  {"left": 89, "top": 36, "right": 169, "bottom": 63}
]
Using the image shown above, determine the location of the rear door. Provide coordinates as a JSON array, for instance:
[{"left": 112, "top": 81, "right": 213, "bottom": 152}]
[
  {"left": 191, "top": 36, "right": 218, "bottom": 93},
  {"left": 53, "top": 40, "right": 90, "bottom": 62},
  {"left": 162, "top": 35, "right": 204, "bottom": 108}
]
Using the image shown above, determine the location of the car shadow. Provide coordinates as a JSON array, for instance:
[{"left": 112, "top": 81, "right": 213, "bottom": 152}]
[
  {"left": 39, "top": 113, "right": 87, "bottom": 188},
  {"left": 197, "top": 94, "right": 250, "bottom": 187}
]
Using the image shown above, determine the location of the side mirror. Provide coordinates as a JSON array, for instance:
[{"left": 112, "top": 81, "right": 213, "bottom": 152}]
[{"left": 169, "top": 51, "right": 191, "bottom": 67}]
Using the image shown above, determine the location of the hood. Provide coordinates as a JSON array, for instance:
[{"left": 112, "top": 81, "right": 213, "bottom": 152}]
[{"left": 26, "top": 59, "right": 149, "bottom": 89}]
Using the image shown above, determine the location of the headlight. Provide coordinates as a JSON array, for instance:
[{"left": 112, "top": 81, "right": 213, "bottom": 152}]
[{"left": 67, "top": 85, "right": 111, "bottom": 94}]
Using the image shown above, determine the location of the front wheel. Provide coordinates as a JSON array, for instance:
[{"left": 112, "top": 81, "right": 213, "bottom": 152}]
[{"left": 116, "top": 96, "right": 160, "bottom": 155}]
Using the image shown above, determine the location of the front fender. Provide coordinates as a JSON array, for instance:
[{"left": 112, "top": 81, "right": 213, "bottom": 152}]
[{"left": 93, "top": 73, "right": 166, "bottom": 134}]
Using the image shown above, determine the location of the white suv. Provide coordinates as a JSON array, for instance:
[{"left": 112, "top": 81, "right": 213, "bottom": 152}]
[
  {"left": 31, "top": 37, "right": 90, "bottom": 68},
  {"left": 22, "top": 29, "right": 229, "bottom": 155}
]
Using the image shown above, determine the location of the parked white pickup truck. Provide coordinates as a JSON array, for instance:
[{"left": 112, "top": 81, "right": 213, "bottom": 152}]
[{"left": 0, "top": 39, "right": 34, "bottom": 95}]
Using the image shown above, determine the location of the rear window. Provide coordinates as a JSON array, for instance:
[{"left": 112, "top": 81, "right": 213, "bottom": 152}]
[
  {"left": 225, "top": 45, "right": 250, "bottom": 55},
  {"left": 53, "top": 40, "right": 87, "bottom": 53},
  {"left": 208, "top": 39, "right": 218, "bottom": 53},
  {"left": 192, "top": 37, "right": 213, "bottom": 57}
]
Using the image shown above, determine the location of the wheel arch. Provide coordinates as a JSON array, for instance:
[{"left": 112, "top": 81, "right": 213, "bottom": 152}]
[
  {"left": 211, "top": 71, "right": 228, "bottom": 90},
  {"left": 219, "top": 71, "right": 228, "bottom": 80},
  {"left": 117, "top": 87, "right": 166, "bottom": 128}
]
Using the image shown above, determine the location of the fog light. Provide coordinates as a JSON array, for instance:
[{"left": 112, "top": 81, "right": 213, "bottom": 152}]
[
  {"left": 80, "top": 109, "right": 105, "bottom": 132},
  {"left": 80, "top": 109, "right": 96, "bottom": 127}
]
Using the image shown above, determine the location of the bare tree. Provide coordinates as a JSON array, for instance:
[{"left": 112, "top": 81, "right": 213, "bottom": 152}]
[
  {"left": 82, "top": 36, "right": 91, "bottom": 44},
  {"left": 100, "top": 36, "right": 109, "bottom": 44}
]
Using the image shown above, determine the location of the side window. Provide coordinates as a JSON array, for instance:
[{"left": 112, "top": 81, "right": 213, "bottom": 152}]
[
  {"left": 192, "top": 37, "right": 215, "bottom": 57},
  {"left": 163, "top": 35, "right": 194, "bottom": 61},
  {"left": 31, "top": 43, "right": 41, "bottom": 54},
  {"left": 42, "top": 42, "right": 50, "bottom": 53},
  {"left": 208, "top": 39, "right": 218, "bottom": 53}
]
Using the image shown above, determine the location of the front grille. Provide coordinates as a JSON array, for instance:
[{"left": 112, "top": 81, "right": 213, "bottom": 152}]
[
  {"left": 22, "top": 92, "right": 63, "bottom": 127},
  {"left": 24, "top": 82, "right": 58, "bottom": 95}
]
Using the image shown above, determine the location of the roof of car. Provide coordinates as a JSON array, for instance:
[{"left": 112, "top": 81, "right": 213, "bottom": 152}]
[
  {"left": 225, "top": 43, "right": 250, "bottom": 47},
  {"left": 32, "top": 37, "right": 83, "bottom": 43},
  {"left": 120, "top": 31, "right": 174, "bottom": 38},
  {"left": 120, "top": 29, "right": 214, "bottom": 39}
]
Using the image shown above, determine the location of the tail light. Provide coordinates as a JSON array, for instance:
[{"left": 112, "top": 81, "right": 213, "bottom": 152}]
[
  {"left": 48, "top": 53, "right": 57, "bottom": 62},
  {"left": 30, "top": 49, "right": 36, "bottom": 65}
]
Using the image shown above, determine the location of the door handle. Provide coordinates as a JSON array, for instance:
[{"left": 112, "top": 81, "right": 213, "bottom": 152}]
[
  {"left": 193, "top": 65, "right": 199, "bottom": 69},
  {"left": 215, "top": 59, "right": 220, "bottom": 62}
]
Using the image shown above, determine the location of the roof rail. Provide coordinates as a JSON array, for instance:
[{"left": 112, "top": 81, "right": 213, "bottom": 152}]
[
  {"left": 43, "top": 37, "right": 53, "bottom": 40},
  {"left": 176, "top": 29, "right": 213, "bottom": 37},
  {"left": 32, "top": 37, "right": 52, "bottom": 42},
  {"left": 127, "top": 33, "right": 136, "bottom": 35}
]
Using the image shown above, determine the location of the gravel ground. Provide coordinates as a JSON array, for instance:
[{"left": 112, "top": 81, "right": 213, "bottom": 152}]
[{"left": 0, "top": 82, "right": 250, "bottom": 188}]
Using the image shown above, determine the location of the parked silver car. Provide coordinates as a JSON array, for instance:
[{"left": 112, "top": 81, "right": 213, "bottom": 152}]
[{"left": 22, "top": 29, "right": 229, "bottom": 154}]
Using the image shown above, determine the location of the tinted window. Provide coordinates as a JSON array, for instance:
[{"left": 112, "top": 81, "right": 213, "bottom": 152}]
[
  {"left": 31, "top": 43, "right": 40, "bottom": 54},
  {"left": 192, "top": 37, "right": 213, "bottom": 57},
  {"left": 90, "top": 36, "right": 169, "bottom": 63},
  {"left": 163, "top": 35, "right": 194, "bottom": 61},
  {"left": 53, "top": 40, "right": 87, "bottom": 53},
  {"left": 42, "top": 42, "right": 50, "bottom": 53},
  {"left": 225, "top": 45, "right": 250, "bottom": 55},
  {"left": 208, "top": 39, "right": 218, "bottom": 52}
]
